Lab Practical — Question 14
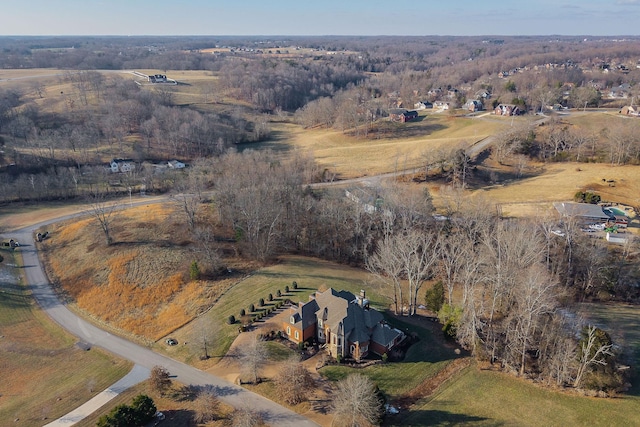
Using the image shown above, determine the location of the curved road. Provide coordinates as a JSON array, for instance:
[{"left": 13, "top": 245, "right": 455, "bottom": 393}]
[{"left": 6, "top": 216, "right": 318, "bottom": 427}]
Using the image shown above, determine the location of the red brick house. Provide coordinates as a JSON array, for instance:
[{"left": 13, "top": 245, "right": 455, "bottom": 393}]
[{"left": 283, "top": 288, "right": 405, "bottom": 361}]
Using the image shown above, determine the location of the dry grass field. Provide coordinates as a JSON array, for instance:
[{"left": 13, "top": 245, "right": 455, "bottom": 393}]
[
  {"left": 0, "top": 250, "right": 131, "bottom": 426},
  {"left": 473, "top": 162, "right": 640, "bottom": 217},
  {"left": 266, "top": 116, "right": 509, "bottom": 179},
  {"left": 40, "top": 203, "right": 243, "bottom": 342}
]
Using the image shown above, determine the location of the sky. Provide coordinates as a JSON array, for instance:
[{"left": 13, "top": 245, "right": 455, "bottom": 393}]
[{"left": 2, "top": 0, "right": 640, "bottom": 36}]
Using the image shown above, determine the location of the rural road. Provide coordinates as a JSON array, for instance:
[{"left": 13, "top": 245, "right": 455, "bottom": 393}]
[{"left": 4, "top": 216, "right": 319, "bottom": 427}]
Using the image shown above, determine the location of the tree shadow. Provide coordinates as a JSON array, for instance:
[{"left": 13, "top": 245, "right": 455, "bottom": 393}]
[{"left": 391, "top": 409, "right": 494, "bottom": 426}]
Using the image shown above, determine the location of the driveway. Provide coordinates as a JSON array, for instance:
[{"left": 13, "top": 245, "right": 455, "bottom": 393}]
[{"left": 4, "top": 216, "right": 318, "bottom": 427}]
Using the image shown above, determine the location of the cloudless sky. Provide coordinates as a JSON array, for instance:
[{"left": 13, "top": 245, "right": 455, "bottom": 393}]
[{"left": 2, "top": 0, "right": 640, "bottom": 36}]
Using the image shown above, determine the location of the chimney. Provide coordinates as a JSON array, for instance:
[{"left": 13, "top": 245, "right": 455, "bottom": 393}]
[{"left": 356, "top": 290, "right": 369, "bottom": 308}]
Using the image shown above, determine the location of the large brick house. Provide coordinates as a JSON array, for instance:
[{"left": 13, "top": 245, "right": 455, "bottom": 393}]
[{"left": 283, "top": 288, "right": 405, "bottom": 361}]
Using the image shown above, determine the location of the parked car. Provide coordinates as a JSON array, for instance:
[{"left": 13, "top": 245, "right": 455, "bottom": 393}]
[{"left": 165, "top": 338, "right": 178, "bottom": 346}]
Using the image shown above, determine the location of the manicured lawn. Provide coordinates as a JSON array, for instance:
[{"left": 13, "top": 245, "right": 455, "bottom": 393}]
[
  {"left": 320, "top": 316, "right": 461, "bottom": 400},
  {"left": 0, "top": 250, "right": 131, "bottom": 426},
  {"left": 401, "top": 366, "right": 640, "bottom": 427},
  {"left": 172, "top": 255, "right": 379, "bottom": 361},
  {"left": 397, "top": 302, "right": 640, "bottom": 427}
]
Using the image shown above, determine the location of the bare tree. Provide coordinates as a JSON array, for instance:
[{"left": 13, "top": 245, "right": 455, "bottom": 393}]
[
  {"left": 192, "top": 225, "right": 224, "bottom": 274},
  {"left": 505, "top": 265, "right": 558, "bottom": 376},
  {"left": 400, "top": 229, "right": 440, "bottom": 316},
  {"left": 238, "top": 335, "right": 267, "bottom": 384},
  {"left": 189, "top": 317, "right": 216, "bottom": 360},
  {"left": 331, "top": 374, "right": 382, "bottom": 427},
  {"left": 435, "top": 231, "right": 469, "bottom": 305},
  {"left": 573, "top": 325, "right": 614, "bottom": 389},
  {"left": 87, "top": 189, "right": 118, "bottom": 245},
  {"left": 232, "top": 407, "right": 265, "bottom": 427},
  {"left": 366, "top": 235, "right": 405, "bottom": 315},
  {"left": 149, "top": 365, "right": 172, "bottom": 396},
  {"left": 274, "top": 356, "right": 315, "bottom": 405},
  {"left": 193, "top": 387, "right": 220, "bottom": 423}
]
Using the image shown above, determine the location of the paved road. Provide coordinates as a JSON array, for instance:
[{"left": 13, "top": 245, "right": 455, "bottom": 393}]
[{"left": 6, "top": 219, "right": 318, "bottom": 427}]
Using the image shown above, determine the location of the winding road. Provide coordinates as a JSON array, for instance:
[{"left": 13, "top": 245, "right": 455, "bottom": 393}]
[{"left": 5, "top": 213, "right": 318, "bottom": 426}]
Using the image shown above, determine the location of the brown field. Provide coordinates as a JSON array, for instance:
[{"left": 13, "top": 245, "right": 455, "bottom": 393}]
[
  {"left": 266, "top": 116, "right": 509, "bottom": 179},
  {"left": 40, "top": 203, "right": 246, "bottom": 342},
  {"left": 0, "top": 250, "right": 131, "bottom": 426},
  {"left": 473, "top": 162, "right": 640, "bottom": 209}
]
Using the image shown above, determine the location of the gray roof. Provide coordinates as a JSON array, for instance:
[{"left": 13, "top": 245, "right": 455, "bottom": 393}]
[
  {"left": 371, "top": 323, "right": 404, "bottom": 347},
  {"left": 553, "top": 202, "right": 612, "bottom": 220}
]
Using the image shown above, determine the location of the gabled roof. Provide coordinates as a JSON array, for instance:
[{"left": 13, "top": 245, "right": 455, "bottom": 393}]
[
  {"left": 553, "top": 202, "right": 611, "bottom": 220},
  {"left": 289, "top": 298, "right": 319, "bottom": 330},
  {"left": 372, "top": 323, "right": 403, "bottom": 347}
]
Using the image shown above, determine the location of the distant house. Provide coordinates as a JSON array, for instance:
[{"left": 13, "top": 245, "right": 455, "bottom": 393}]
[
  {"left": 447, "top": 88, "right": 460, "bottom": 99},
  {"left": 553, "top": 202, "right": 612, "bottom": 224},
  {"left": 389, "top": 109, "right": 418, "bottom": 123},
  {"left": 475, "top": 90, "right": 492, "bottom": 100},
  {"left": 345, "top": 187, "right": 386, "bottom": 215},
  {"left": 148, "top": 74, "right": 167, "bottom": 83},
  {"left": 494, "top": 104, "right": 523, "bottom": 116},
  {"left": 434, "top": 101, "right": 450, "bottom": 110},
  {"left": 414, "top": 101, "right": 433, "bottom": 110},
  {"left": 608, "top": 83, "right": 631, "bottom": 99},
  {"left": 110, "top": 159, "right": 136, "bottom": 173},
  {"left": 620, "top": 106, "right": 639, "bottom": 116},
  {"left": 283, "top": 288, "right": 405, "bottom": 360},
  {"left": 168, "top": 160, "right": 186, "bottom": 169},
  {"left": 464, "top": 100, "right": 484, "bottom": 112}
]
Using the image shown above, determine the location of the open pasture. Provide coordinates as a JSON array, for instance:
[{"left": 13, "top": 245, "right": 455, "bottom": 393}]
[{"left": 266, "top": 116, "right": 507, "bottom": 179}]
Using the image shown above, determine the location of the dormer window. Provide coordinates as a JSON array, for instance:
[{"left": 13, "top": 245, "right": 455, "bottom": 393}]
[
  {"left": 318, "top": 319, "right": 323, "bottom": 327},
  {"left": 290, "top": 316, "right": 295, "bottom": 324}
]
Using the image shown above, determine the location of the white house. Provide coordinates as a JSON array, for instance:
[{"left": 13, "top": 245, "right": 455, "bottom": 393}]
[
  {"left": 168, "top": 160, "right": 186, "bottom": 169},
  {"left": 110, "top": 159, "right": 136, "bottom": 173}
]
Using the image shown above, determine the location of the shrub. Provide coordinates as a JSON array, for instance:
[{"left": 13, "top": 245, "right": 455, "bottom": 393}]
[
  {"left": 382, "top": 353, "right": 388, "bottom": 363},
  {"left": 575, "top": 190, "right": 601, "bottom": 204},
  {"left": 425, "top": 281, "right": 445, "bottom": 313},
  {"left": 276, "top": 289, "right": 282, "bottom": 297},
  {"left": 259, "top": 298, "right": 265, "bottom": 307},
  {"left": 189, "top": 260, "right": 201, "bottom": 281},
  {"left": 268, "top": 293, "right": 273, "bottom": 301},
  {"left": 336, "top": 354, "right": 342, "bottom": 364},
  {"left": 292, "top": 281, "right": 298, "bottom": 289},
  {"left": 249, "top": 303, "right": 255, "bottom": 313},
  {"left": 298, "top": 342, "right": 305, "bottom": 351},
  {"left": 228, "top": 315, "right": 236, "bottom": 325},
  {"left": 240, "top": 308, "right": 246, "bottom": 317},
  {"left": 285, "top": 285, "right": 290, "bottom": 293}
]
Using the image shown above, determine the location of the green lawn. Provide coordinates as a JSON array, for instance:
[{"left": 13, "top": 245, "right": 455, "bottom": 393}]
[
  {"left": 168, "top": 255, "right": 380, "bottom": 361},
  {"left": 320, "top": 317, "right": 461, "bottom": 400},
  {"left": 0, "top": 250, "right": 131, "bottom": 426},
  {"left": 397, "top": 302, "right": 640, "bottom": 427},
  {"left": 400, "top": 366, "right": 640, "bottom": 427}
]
